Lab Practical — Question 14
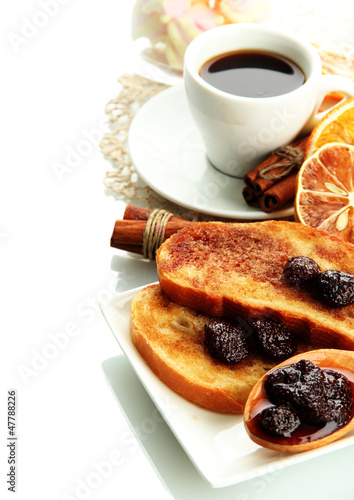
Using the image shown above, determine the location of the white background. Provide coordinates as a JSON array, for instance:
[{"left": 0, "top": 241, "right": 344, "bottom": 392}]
[{"left": 2, "top": 1, "right": 354, "bottom": 499}]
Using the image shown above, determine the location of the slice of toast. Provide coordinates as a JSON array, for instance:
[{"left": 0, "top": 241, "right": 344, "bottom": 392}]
[
  {"left": 130, "top": 284, "right": 321, "bottom": 413},
  {"left": 156, "top": 221, "right": 354, "bottom": 350}
]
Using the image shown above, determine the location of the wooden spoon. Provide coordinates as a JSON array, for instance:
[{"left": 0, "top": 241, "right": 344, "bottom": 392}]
[{"left": 244, "top": 349, "right": 354, "bottom": 453}]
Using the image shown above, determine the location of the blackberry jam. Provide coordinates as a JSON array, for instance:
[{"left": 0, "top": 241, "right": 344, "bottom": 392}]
[{"left": 246, "top": 357, "right": 354, "bottom": 447}]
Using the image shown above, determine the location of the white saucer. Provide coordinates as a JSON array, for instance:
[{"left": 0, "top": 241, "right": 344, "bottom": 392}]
[{"left": 128, "top": 84, "right": 294, "bottom": 220}]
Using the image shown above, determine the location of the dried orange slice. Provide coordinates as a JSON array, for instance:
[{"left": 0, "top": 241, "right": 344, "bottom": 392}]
[
  {"left": 306, "top": 97, "right": 354, "bottom": 157},
  {"left": 295, "top": 142, "right": 354, "bottom": 243}
]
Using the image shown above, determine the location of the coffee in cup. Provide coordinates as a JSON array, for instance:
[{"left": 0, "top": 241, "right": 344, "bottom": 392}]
[
  {"left": 199, "top": 50, "right": 305, "bottom": 98},
  {"left": 184, "top": 24, "right": 354, "bottom": 178}
]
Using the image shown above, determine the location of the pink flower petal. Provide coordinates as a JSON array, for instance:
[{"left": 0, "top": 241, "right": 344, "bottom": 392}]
[
  {"left": 180, "top": 5, "right": 222, "bottom": 31},
  {"left": 162, "top": 0, "right": 191, "bottom": 18}
]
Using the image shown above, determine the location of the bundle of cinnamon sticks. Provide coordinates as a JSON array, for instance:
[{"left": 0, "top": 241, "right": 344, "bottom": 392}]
[
  {"left": 111, "top": 205, "right": 192, "bottom": 256},
  {"left": 243, "top": 136, "right": 308, "bottom": 213}
]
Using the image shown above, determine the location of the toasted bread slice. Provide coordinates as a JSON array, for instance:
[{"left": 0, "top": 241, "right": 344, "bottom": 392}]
[
  {"left": 156, "top": 221, "right": 354, "bottom": 350},
  {"left": 130, "top": 284, "right": 320, "bottom": 413}
]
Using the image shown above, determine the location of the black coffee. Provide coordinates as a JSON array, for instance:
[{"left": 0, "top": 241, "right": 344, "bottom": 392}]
[{"left": 200, "top": 50, "right": 305, "bottom": 98}]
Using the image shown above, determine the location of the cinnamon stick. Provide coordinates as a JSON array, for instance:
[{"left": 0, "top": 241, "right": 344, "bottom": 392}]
[
  {"left": 110, "top": 219, "right": 193, "bottom": 255},
  {"left": 243, "top": 136, "right": 308, "bottom": 195},
  {"left": 123, "top": 204, "right": 151, "bottom": 220},
  {"left": 260, "top": 172, "right": 297, "bottom": 213},
  {"left": 242, "top": 186, "right": 260, "bottom": 207},
  {"left": 123, "top": 204, "right": 179, "bottom": 222}
]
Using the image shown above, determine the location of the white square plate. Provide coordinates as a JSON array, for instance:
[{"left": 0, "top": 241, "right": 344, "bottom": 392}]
[{"left": 100, "top": 285, "right": 354, "bottom": 488}]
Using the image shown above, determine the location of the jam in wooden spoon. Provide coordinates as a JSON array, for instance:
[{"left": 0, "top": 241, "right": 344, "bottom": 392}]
[{"left": 244, "top": 349, "right": 354, "bottom": 452}]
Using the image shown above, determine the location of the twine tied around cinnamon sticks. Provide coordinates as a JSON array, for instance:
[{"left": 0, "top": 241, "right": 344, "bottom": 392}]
[
  {"left": 110, "top": 205, "right": 193, "bottom": 258},
  {"left": 143, "top": 208, "right": 173, "bottom": 260},
  {"left": 257, "top": 145, "right": 305, "bottom": 181},
  {"left": 243, "top": 136, "right": 308, "bottom": 213}
]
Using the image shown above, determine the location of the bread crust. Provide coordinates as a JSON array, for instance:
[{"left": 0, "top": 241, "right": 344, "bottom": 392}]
[
  {"left": 156, "top": 221, "right": 354, "bottom": 350},
  {"left": 130, "top": 284, "right": 320, "bottom": 413}
]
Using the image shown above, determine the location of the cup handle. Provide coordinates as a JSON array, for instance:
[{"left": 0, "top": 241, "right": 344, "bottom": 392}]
[{"left": 301, "top": 74, "right": 354, "bottom": 135}]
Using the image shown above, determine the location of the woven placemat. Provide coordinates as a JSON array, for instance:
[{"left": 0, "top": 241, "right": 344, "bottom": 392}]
[{"left": 100, "top": 74, "right": 166, "bottom": 202}]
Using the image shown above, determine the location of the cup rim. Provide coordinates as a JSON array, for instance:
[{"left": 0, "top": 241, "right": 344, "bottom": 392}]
[{"left": 183, "top": 23, "right": 322, "bottom": 102}]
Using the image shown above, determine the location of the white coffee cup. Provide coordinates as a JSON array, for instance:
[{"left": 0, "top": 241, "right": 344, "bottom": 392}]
[{"left": 184, "top": 23, "right": 354, "bottom": 178}]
